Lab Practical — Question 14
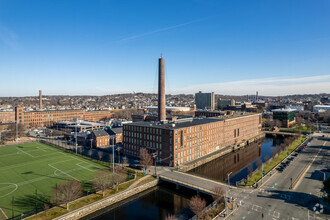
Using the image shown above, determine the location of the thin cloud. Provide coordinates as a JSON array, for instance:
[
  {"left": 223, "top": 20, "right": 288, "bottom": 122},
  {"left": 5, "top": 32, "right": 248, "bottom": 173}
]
[
  {"left": 117, "top": 19, "right": 204, "bottom": 42},
  {"left": 172, "top": 75, "right": 330, "bottom": 96}
]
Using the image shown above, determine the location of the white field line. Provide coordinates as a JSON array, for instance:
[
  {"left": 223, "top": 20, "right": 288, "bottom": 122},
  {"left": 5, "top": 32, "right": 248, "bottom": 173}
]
[
  {"left": 0, "top": 207, "right": 8, "bottom": 219},
  {"left": 0, "top": 183, "right": 18, "bottom": 198},
  {"left": 0, "top": 148, "right": 46, "bottom": 158},
  {"left": 37, "top": 146, "right": 47, "bottom": 152},
  {"left": 0, "top": 152, "right": 67, "bottom": 171},
  {"left": 76, "top": 162, "right": 95, "bottom": 172},
  {"left": 48, "top": 162, "right": 80, "bottom": 181},
  {"left": 16, "top": 147, "right": 35, "bottom": 158}
]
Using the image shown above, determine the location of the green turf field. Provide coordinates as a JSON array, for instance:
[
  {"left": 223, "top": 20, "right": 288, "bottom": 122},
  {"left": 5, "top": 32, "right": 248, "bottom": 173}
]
[{"left": 0, "top": 142, "right": 107, "bottom": 219}]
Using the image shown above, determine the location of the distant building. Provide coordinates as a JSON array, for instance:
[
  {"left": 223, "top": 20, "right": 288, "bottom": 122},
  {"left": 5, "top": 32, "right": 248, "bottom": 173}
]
[
  {"left": 195, "top": 91, "right": 215, "bottom": 110},
  {"left": 313, "top": 105, "right": 330, "bottom": 112},
  {"left": 218, "top": 99, "right": 235, "bottom": 110},
  {"left": 91, "top": 129, "right": 110, "bottom": 148},
  {"left": 106, "top": 127, "right": 123, "bottom": 144},
  {"left": 0, "top": 111, "right": 15, "bottom": 123},
  {"left": 287, "top": 105, "right": 304, "bottom": 112},
  {"left": 132, "top": 113, "right": 179, "bottom": 122},
  {"left": 269, "top": 103, "right": 286, "bottom": 111},
  {"left": 15, "top": 107, "right": 112, "bottom": 128},
  {"left": 195, "top": 110, "right": 230, "bottom": 118},
  {"left": 147, "top": 106, "right": 191, "bottom": 112},
  {"left": 272, "top": 109, "right": 296, "bottom": 128}
]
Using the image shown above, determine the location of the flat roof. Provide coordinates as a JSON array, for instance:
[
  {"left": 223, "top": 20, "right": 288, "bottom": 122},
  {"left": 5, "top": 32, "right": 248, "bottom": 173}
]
[
  {"left": 272, "top": 108, "right": 296, "bottom": 112},
  {"left": 126, "top": 118, "right": 223, "bottom": 130}
]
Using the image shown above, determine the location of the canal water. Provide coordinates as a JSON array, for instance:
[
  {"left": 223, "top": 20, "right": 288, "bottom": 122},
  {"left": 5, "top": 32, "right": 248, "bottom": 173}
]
[
  {"left": 84, "top": 182, "right": 213, "bottom": 220},
  {"left": 188, "top": 137, "right": 283, "bottom": 185},
  {"left": 86, "top": 137, "right": 282, "bottom": 219}
]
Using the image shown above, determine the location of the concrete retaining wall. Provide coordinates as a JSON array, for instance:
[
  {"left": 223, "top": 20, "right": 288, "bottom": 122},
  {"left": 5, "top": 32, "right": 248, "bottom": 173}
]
[{"left": 54, "top": 179, "right": 158, "bottom": 220}]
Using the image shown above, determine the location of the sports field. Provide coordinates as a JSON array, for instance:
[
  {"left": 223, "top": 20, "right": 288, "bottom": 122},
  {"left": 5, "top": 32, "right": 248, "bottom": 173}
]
[{"left": 0, "top": 142, "right": 107, "bottom": 219}]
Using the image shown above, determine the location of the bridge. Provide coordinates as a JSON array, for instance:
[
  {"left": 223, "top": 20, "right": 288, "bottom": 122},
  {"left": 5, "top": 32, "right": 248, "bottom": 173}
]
[
  {"left": 264, "top": 131, "right": 301, "bottom": 136},
  {"left": 159, "top": 170, "right": 234, "bottom": 195}
]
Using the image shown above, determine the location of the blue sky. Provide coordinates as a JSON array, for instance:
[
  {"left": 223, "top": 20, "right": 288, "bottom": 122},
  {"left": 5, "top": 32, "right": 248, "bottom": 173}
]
[{"left": 0, "top": 0, "right": 330, "bottom": 96}]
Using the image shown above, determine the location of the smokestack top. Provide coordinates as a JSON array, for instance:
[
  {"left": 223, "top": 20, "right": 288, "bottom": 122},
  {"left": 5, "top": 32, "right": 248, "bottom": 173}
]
[{"left": 158, "top": 57, "right": 166, "bottom": 121}]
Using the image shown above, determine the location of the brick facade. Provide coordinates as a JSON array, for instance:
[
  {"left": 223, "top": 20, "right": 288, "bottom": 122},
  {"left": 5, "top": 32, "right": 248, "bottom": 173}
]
[
  {"left": 123, "top": 114, "right": 262, "bottom": 167},
  {"left": 15, "top": 107, "right": 111, "bottom": 128},
  {"left": 0, "top": 111, "right": 15, "bottom": 123}
]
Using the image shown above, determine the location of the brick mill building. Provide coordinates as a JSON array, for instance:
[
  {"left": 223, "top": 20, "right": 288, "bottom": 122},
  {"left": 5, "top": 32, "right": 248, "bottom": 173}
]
[
  {"left": 122, "top": 57, "right": 262, "bottom": 167},
  {"left": 91, "top": 130, "right": 110, "bottom": 148},
  {"left": 15, "top": 107, "right": 111, "bottom": 128},
  {"left": 123, "top": 113, "right": 262, "bottom": 167}
]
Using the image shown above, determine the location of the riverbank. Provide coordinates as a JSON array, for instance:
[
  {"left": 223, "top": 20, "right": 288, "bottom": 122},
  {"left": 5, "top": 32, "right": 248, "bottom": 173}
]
[
  {"left": 242, "top": 136, "right": 307, "bottom": 186},
  {"left": 25, "top": 174, "right": 156, "bottom": 220}
]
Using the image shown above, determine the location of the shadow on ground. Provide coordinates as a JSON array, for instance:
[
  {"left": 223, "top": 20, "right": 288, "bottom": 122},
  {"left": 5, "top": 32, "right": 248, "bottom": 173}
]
[{"left": 257, "top": 190, "right": 329, "bottom": 215}]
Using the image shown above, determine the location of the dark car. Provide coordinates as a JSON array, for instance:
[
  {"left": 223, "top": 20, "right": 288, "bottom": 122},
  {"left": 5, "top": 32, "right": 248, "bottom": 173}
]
[{"left": 277, "top": 166, "right": 284, "bottom": 172}]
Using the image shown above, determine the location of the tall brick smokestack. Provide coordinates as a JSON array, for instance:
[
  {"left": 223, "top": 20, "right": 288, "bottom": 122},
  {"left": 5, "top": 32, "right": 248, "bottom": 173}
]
[
  {"left": 158, "top": 57, "right": 166, "bottom": 121},
  {"left": 39, "top": 90, "right": 42, "bottom": 109}
]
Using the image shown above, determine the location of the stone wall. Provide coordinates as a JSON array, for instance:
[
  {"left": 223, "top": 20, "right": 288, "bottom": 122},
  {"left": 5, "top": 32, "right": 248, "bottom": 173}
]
[{"left": 54, "top": 179, "right": 158, "bottom": 220}]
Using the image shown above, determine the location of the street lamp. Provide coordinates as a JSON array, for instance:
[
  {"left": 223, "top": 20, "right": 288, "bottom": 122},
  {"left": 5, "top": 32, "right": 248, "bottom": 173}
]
[{"left": 227, "top": 172, "right": 232, "bottom": 186}]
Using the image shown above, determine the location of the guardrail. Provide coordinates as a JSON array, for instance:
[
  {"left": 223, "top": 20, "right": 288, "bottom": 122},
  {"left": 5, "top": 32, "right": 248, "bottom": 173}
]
[{"left": 159, "top": 175, "right": 214, "bottom": 195}]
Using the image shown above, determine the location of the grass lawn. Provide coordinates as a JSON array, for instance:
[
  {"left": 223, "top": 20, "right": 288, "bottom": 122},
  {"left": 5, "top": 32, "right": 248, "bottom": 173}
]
[
  {"left": 280, "top": 125, "right": 315, "bottom": 133},
  {"left": 0, "top": 142, "right": 110, "bottom": 219},
  {"left": 244, "top": 136, "right": 307, "bottom": 186}
]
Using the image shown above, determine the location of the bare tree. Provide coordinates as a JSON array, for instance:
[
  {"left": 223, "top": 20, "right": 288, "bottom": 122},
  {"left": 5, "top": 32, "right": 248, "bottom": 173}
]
[
  {"left": 165, "top": 214, "right": 177, "bottom": 220},
  {"left": 212, "top": 185, "right": 225, "bottom": 202},
  {"left": 271, "top": 148, "right": 277, "bottom": 159},
  {"left": 189, "top": 196, "right": 206, "bottom": 218},
  {"left": 92, "top": 170, "right": 113, "bottom": 197},
  {"left": 256, "top": 158, "right": 262, "bottom": 170},
  {"left": 263, "top": 155, "right": 270, "bottom": 163},
  {"left": 114, "top": 166, "right": 127, "bottom": 191},
  {"left": 247, "top": 164, "right": 253, "bottom": 177},
  {"left": 139, "top": 148, "right": 153, "bottom": 171},
  {"left": 97, "top": 150, "right": 103, "bottom": 162},
  {"left": 6, "top": 123, "right": 26, "bottom": 141},
  {"left": 51, "top": 180, "right": 82, "bottom": 210},
  {"left": 88, "top": 149, "right": 93, "bottom": 158}
]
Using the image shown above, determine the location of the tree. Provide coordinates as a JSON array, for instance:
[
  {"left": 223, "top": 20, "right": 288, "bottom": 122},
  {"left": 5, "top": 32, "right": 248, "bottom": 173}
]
[
  {"left": 97, "top": 150, "right": 103, "bottom": 162},
  {"left": 271, "top": 148, "right": 277, "bottom": 159},
  {"left": 92, "top": 170, "right": 113, "bottom": 197},
  {"left": 165, "top": 214, "right": 177, "bottom": 220},
  {"left": 212, "top": 185, "right": 225, "bottom": 202},
  {"left": 114, "top": 166, "right": 127, "bottom": 191},
  {"left": 256, "top": 158, "right": 262, "bottom": 170},
  {"left": 140, "top": 148, "right": 153, "bottom": 171},
  {"left": 6, "top": 123, "right": 26, "bottom": 141},
  {"left": 247, "top": 164, "right": 253, "bottom": 177},
  {"left": 88, "top": 149, "right": 93, "bottom": 158},
  {"left": 189, "top": 196, "right": 206, "bottom": 218},
  {"left": 51, "top": 180, "right": 82, "bottom": 210},
  {"left": 263, "top": 155, "right": 270, "bottom": 163}
]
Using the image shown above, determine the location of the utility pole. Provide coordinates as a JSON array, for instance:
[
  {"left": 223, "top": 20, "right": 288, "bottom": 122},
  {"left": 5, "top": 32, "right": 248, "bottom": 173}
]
[
  {"left": 112, "top": 136, "right": 114, "bottom": 174},
  {"left": 75, "top": 120, "right": 77, "bottom": 154},
  {"left": 16, "top": 120, "right": 18, "bottom": 144}
]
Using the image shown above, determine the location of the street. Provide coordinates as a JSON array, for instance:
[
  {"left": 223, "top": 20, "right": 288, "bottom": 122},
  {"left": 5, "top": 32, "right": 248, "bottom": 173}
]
[{"left": 227, "top": 135, "right": 330, "bottom": 220}]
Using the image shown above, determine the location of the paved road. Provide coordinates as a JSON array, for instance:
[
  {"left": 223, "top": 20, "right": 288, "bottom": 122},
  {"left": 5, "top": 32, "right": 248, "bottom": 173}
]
[{"left": 227, "top": 136, "right": 330, "bottom": 220}]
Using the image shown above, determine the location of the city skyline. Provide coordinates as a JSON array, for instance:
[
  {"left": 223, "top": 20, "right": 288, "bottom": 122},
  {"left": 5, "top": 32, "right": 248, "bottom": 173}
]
[{"left": 1, "top": 0, "right": 330, "bottom": 96}]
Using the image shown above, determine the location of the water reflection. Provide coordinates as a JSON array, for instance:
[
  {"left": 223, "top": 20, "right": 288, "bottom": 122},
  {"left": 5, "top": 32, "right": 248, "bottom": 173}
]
[
  {"left": 188, "top": 137, "right": 283, "bottom": 185},
  {"left": 86, "top": 183, "right": 213, "bottom": 220}
]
